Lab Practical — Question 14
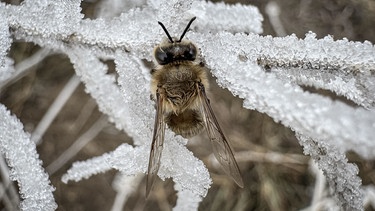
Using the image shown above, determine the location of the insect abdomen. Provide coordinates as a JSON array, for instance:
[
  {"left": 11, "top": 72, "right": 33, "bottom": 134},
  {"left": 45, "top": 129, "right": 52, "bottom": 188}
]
[{"left": 165, "top": 109, "right": 204, "bottom": 138}]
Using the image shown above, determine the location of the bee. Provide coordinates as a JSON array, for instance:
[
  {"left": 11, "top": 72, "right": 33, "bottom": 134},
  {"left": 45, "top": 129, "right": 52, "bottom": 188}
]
[{"left": 146, "top": 17, "right": 244, "bottom": 196}]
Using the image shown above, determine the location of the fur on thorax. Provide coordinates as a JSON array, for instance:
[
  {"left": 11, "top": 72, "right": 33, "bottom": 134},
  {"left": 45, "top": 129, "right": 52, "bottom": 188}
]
[{"left": 151, "top": 61, "right": 209, "bottom": 114}]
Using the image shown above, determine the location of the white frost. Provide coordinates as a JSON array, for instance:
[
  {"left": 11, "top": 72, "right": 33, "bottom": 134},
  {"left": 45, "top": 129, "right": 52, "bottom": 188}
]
[
  {"left": 1, "top": 0, "right": 375, "bottom": 210},
  {"left": 0, "top": 105, "right": 57, "bottom": 211},
  {"left": 298, "top": 134, "right": 362, "bottom": 210},
  {"left": 189, "top": 31, "right": 375, "bottom": 210},
  {"left": 191, "top": 32, "right": 375, "bottom": 159}
]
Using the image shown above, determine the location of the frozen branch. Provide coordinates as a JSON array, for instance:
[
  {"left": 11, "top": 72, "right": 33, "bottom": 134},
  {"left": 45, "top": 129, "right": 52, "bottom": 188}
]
[
  {"left": 0, "top": 49, "right": 51, "bottom": 90},
  {"left": 190, "top": 32, "right": 375, "bottom": 158},
  {"left": 0, "top": 6, "right": 11, "bottom": 65},
  {"left": 0, "top": 5, "right": 13, "bottom": 85},
  {"left": 110, "top": 173, "right": 143, "bottom": 211},
  {"left": 189, "top": 31, "right": 374, "bottom": 209},
  {"left": 1, "top": 0, "right": 374, "bottom": 210},
  {"left": 255, "top": 32, "right": 375, "bottom": 109},
  {"left": 297, "top": 134, "right": 362, "bottom": 210},
  {"left": 0, "top": 105, "right": 57, "bottom": 211}
]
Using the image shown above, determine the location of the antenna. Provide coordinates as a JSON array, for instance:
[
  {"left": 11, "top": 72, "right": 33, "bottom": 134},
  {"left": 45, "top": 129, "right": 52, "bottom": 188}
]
[
  {"left": 158, "top": 17, "right": 197, "bottom": 43},
  {"left": 158, "top": 21, "right": 174, "bottom": 43},
  {"left": 178, "top": 17, "right": 196, "bottom": 42}
]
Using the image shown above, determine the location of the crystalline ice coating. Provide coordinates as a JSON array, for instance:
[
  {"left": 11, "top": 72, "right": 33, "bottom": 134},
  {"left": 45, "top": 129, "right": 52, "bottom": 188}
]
[
  {"left": 0, "top": 57, "right": 15, "bottom": 84},
  {"left": 96, "top": 0, "right": 147, "bottom": 19},
  {"left": 188, "top": 1, "right": 263, "bottom": 34},
  {"left": 4, "top": 0, "right": 375, "bottom": 209},
  {"left": 66, "top": 47, "right": 131, "bottom": 133},
  {"left": 62, "top": 144, "right": 142, "bottom": 183},
  {"left": 6, "top": 0, "right": 83, "bottom": 38},
  {"left": 174, "top": 185, "right": 204, "bottom": 211},
  {"left": 114, "top": 53, "right": 154, "bottom": 145},
  {"left": 297, "top": 135, "right": 363, "bottom": 210},
  {"left": 0, "top": 105, "right": 57, "bottom": 211},
  {"left": 0, "top": 6, "right": 11, "bottom": 68},
  {"left": 191, "top": 31, "right": 375, "bottom": 158}
]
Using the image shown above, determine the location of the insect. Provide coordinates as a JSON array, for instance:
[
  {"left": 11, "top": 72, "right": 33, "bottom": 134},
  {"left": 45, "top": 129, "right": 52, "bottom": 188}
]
[{"left": 147, "top": 17, "right": 244, "bottom": 196}]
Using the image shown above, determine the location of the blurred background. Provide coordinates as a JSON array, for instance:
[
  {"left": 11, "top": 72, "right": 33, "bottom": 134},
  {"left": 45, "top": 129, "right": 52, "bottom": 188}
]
[{"left": 1, "top": 0, "right": 375, "bottom": 210}]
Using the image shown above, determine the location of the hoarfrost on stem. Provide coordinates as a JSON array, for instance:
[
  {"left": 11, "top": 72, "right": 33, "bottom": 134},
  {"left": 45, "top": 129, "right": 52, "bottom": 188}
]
[
  {"left": 0, "top": 105, "right": 57, "bottom": 211},
  {"left": 190, "top": 32, "right": 375, "bottom": 159},
  {"left": 297, "top": 134, "right": 362, "bottom": 211},
  {"left": 190, "top": 31, "right": 375, "bottom": 210},
  {"left": 0, "top": 7, "right": 14, "bottom": 84},
  {"left": 1, "top": 0, "right": 375, "bottom": 210}
]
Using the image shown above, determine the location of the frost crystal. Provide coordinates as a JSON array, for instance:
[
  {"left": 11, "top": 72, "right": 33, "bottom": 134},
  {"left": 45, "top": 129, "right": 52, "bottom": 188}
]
[
  {"left": 188, "top": 1, "right": 263, "bottom": 34},
  {"left": 191, "top": 32, "right": 375, "bottom": 159},
  {"left": 1, "top": 0, "right": 375, "bottom": 210},
  {"left": 0, "top": 6, "right": 11, "bottom": 63},
  {"left": 0, "top": 6, "right": 13, "bottom": 80},
  {"left": 0, "top": 105, "right": 57, "bottom": 211},
  {"left": 189, "top": 31, "right": 375, "bottom": 210},
  {"left": 6, "top": 0, "right": 83, "bottom": 39},
  {"left": 255, "top": 32, "right": 375, "bottom": 109},
  {"left": 297, "top": 134, "right": 363, "bottom": 210}
]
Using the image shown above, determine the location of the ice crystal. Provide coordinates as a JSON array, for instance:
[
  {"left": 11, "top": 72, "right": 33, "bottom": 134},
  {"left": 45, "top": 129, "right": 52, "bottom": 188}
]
[
  {"left": 0, "top": 105, "right": 57, "bottom": 211},
  {"left": 1, "top": 0, "right": 374, "bottom": 210}
]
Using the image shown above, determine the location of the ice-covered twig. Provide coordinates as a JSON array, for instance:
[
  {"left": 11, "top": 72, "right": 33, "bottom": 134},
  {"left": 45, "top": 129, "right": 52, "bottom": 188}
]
[
  {"left": 174, "top": 184, "right": 203, "bottom": 211},
  {"left": 66, "top": 47, "right": 130, "bottom": 131},
  {"left": 310, "top": 160, "right": 326, "bottom": 207},
  {"left": 0, "top": 156, "right": 19, "bottom": 211},
  {"left": 363, "top": 185, "right": 375, "bottom": 209},
  {"left": 265, "top": 1, "right": 286, "bottom": 36},
  {"left": 2, "top": 0, "right": 375, "bottom": 210},
  {"left": 297, "top": 134, "right": 362, "bottom": 210},
  {"left": 188, "top": 1, "right": 263, "bottom": 34},
  {"left": 0, "top": 6, "right": 13, "bottom": 86},
  {"left": 189, "top": 31, "right": 374, "bottom": 210},
  {"left": 255, "top": 32, "right": 375, "bottom": 109},
  {"left": 0, "top": 105, "right": 57, "bottom": 211},
  {"left": 234, "top": 150, "right": 308, "bottom": 165},
  {"left": 0, "top": 6, "right": 11, "bottom": 66},
  {"left": 0, "top": 49, "right": 51, "bottom": 90},
  {"left": 191, "top": 32, "right": 375, "bottom": 158},
  {"left": 110, "top": 173, "right": 143, "bottom": 211},
  {"left": 96, "top": 0, "right": 147, "bottom": 19}
]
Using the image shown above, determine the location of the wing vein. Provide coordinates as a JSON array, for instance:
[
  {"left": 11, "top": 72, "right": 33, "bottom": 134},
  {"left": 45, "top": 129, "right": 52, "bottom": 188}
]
[
  {"left": 146, "top": 90, "right": 166, "bottom": 197},
  {"left": 197, "top": 82, "right": 244, "bottom": 188}
]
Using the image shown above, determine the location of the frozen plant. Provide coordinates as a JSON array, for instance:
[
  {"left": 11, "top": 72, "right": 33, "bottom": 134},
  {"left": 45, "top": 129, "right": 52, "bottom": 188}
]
[
  {"left": 0, "top": 0, "right": 374, "bottom": 210},
  {"left": 0, "top": 105, "right": 57, "bottom": 211}
]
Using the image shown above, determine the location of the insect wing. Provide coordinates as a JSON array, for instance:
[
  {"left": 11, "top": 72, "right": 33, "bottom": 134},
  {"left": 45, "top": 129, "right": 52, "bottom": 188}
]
[
  {"left": 146, "top": 91, "right": 166, "bottom": 196},
  {"left": 197, "top": 83, "right": 244, "bottom": 188}
]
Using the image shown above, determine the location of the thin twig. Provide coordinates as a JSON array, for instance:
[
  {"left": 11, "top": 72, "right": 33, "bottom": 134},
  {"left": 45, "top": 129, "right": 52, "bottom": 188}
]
[
  {"left": 234, "top": 150, "right": 309, "bottom": 165},
  {"left": 0, "top": 156, "right": 19, "bottom": 210},
  {"left": 46, "top": 115, "right": 108, "bottom": 175},
  {"left": 310, "top": 161, "right": 326, "bottom": 207},
  {"left": 110, "top": 174, "right": 143, "bottom": 211},
  {"left": 0, "top": 48, "right": 51, "bottom": 91},
  {"left": 265, "top": 1, "right": 287, "bottom": 36},
  {"left": 31, "top": 74, "right": 81, "bottom": 144}
]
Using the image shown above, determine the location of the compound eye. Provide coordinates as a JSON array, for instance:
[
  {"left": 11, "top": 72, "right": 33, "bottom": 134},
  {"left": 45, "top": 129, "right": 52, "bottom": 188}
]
[
  {"left": 155, "top": 48, "right": 170, "bottom": 65},
  {"left": 184, "top": 45, "right": 197, "bottom": 61}
]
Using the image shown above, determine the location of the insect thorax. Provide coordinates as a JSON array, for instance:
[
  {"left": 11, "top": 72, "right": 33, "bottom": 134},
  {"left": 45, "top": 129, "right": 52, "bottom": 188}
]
[{"left": 159, "top": 64, "right": 201, "bottom": 110}]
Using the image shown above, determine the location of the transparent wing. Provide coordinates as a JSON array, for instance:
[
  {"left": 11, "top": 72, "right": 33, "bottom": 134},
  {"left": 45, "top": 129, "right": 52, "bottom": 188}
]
[
  {"left": 197, "top": 83, "right": 244, "bottom": 188},
  {"left": 146, "top": 90, "right": 166, "bottom": 197}
]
